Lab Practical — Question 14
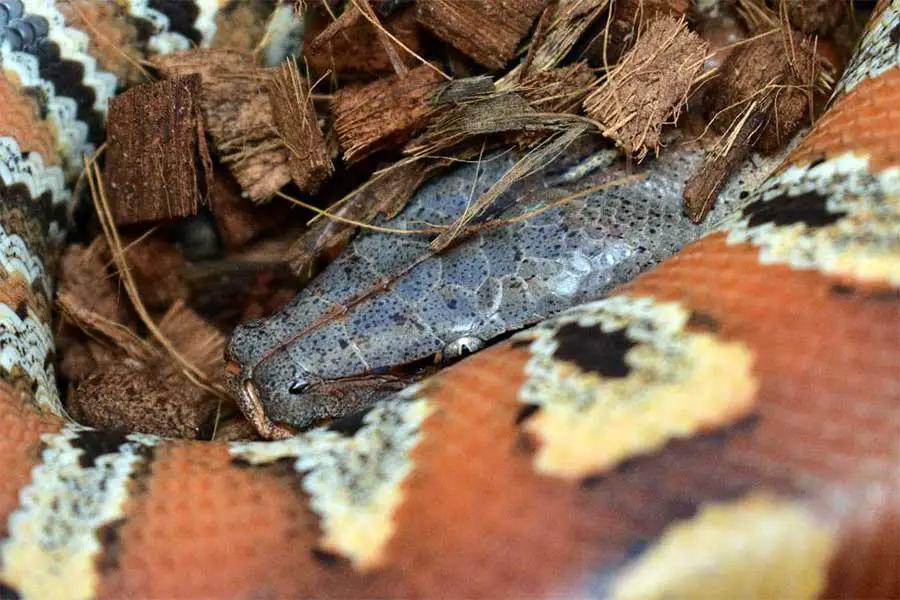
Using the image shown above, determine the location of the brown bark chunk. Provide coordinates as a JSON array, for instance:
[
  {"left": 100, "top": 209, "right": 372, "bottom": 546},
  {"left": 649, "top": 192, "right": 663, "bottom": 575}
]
[
  {"left": 105, "top": 75, "right": 212, "bottom": 225},
  {"left": 305, "top": 4, "right": 422, "bottom": 78},
  {"left": 416, "top": 0, "right": 550, "bottom": 70},
  {"left": 333, "top": 64, "right": 445, "bottom": 163},
  {"left": 584, "top": 17, "right": 708, "bottom": 160}
]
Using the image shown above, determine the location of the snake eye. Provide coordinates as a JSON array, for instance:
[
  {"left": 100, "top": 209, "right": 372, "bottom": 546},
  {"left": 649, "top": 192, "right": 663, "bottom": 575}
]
[
  {"left": 440, "top": 336, "right": 486, "bottom": 364},
  {"left": 288, "top": 379, "right": 310, "bottom": 395}
]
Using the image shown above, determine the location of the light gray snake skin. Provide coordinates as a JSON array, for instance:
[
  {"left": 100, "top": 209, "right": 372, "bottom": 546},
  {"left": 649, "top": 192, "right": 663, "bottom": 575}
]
[{"left": 227, "top": 136, "right": 789, "bottom": 428}]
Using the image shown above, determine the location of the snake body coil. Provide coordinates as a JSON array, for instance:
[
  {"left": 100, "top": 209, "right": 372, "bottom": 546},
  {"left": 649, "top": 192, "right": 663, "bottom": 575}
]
[{"left": 0, "top": 1, "right": 898, "bottom": 598}]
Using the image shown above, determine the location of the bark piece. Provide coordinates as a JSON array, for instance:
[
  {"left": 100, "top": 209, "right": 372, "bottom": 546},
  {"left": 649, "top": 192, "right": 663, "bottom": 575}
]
[
  {"left": 781, "top": 0, "right": 847, "bottom": 35},
  {"left": 416, "top": 0, "right": 549, "bottom": 70},
  {"left": 584, "top": 17, "right": 708, "bottom": 160},
  {"left": 269, "top": 62, "right": 333, "bottom": 192},
  {"left": 683, "top": 106, "right": 768, "bottom": 223},
  {"left": 119, "top": 233, "right": 189, "bottom": 311},
  {"left": 155, "top": 51, "right": 330, "bottom": 200},
  {"left": 105, "top": 75, "right": 212, "bottom": 225},
  {"left": 157, "top": 300, "right": 226, "bottom": 384},
  {"left": 583, "top": 0, "right": 691, "bottom": 66},
  {"left": 705, "top": 28, "right": 816, "bottom": 154},
  {"left": 210, "top": 170, "right": 284, "bottom": 250},
  {"left": 332, "top": 64, "right": 445, "bottom": 162},
  {"left": 69, "top": 362, "right": 217, "bottom": 439},
  {"left": 305, "top": 3, "right": 422, "bottom": 78}
]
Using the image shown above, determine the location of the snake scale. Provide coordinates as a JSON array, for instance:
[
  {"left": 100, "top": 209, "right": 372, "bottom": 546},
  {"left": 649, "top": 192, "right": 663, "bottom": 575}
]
[{"left": 0, "top": 1, "right": 898, "bottom": 598}]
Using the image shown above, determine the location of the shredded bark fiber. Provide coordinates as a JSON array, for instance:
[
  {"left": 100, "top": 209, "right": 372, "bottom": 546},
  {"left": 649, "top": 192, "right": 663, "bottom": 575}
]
[
  {"left": 416, "top": 0, "right": 550, "bottom": 70},
  {"left": 270, "top": 60, "right": 334, "bottom": 192},
  {"left": 104, "top": 75, "right": 212, "bottom": 225},
  {"left": 332, "top": 64, "right": 445, "bottom": 162},
  {"left": 584, "top": 16, "right": 707, "bottom": 160}
]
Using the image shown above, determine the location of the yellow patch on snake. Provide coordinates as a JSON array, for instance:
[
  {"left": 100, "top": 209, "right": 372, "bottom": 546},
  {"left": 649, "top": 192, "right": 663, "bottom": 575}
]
[
  {"left": 229, "top": 384, "right": 434, "bottom": 571},
  {"left": 724, "top": 153, "right": 900, "bottom": 285},
  {"left": 610, "top": 495, "right": 836, "bottom": 600},
  {"left": 515, "top": 295, "right": 757, "bottom": 478}
]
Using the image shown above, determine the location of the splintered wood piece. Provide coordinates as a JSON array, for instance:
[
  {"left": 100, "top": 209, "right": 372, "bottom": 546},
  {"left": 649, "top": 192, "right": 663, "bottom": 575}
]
[
  {"left": 683, "top": 105, "right": 768, "bottom": 223},
  {"left": 154, "top": 50, "right": 320, "bottom": 201},
  {"left": 516, "top": 63, "right": 597, "bottom": 114},
  {"left": 416, "top": 0, "right": 549, "bottom": 70},
  {"left": 269, "top": 61, "right": 333, "bottom": 193},
  {"left": 158, "top": 300, "right": 226, "bottom": 383},
  {"left": 584, "top": 16, "right": 708, "bottom": 160},
  {"left": 305, "top": 3, "right": 422, "bottom": 77},
  {"left": 105, "top": 74, "right": 212, "bottom": 225},
  {"left": 582, "top": 0, "right": 691, "bottom": 65},
  {"left": 705, "top": 27, "right": 816, "bottom": 153},
  {"left": 333, "top": 64, "right": 444, "bottom": 163},
  {"left": 784, "top": 0, "right": 847, "bottom": 35}
]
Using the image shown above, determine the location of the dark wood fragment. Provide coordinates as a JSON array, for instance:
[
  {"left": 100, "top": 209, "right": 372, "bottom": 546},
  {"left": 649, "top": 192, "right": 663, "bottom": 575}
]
[
  {"left": 705, "top": 28, "right": 816, "bottom": 154},
  {"left": 584, "top": 17, "right": 707, "bottom": 160},
  {"left": 332, "top": 64, "right": 445, "bottom": 163},
  {"left": 104, "top": 75, "right": 212, "bottom": 225},
  {"left": 416, "top": 0, "right": 549, "bottom": 70},
  {"left": 781, "top": 0, "right": 848, "bottom": 35},
  {"left": 683, "top": 106, "right": 768, "bottom": 223},
  {"left": 305, "top": 3, "right": 422, "bottom": 79}
]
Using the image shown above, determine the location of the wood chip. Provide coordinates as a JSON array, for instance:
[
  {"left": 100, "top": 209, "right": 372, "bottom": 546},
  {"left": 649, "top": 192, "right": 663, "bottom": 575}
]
[
  {"left": 704, "top": 27, "right": 816, "bottom": 153},
  {"left": 270, "top": 60, "right": 333, "bottom": 193},
  {"left": 332, "top": 64, "right": 445, "bottom": 162},
  {"left": 416, "top": 0, "right": 550, "bottom": 70},
  {"left": 584, "top": 17, "right": 708, "bottom": 160},
  {"left": 582, "top": 0, "right": 690, "bottom": 66},
  {"left": 154, "top": 50, "right": 327, "bottom": 201},
  {"left": 305, "top": 3, "right": 422, "bottom": 78},
  {"left": 118, "top": 233, "right": 189, "bottom": 311},
  {"left": 104, "top": 75, "right": 212, "bottom": 225}
]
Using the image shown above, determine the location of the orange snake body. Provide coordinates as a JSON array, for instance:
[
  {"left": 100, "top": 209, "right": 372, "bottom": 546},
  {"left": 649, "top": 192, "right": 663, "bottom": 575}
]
[{"left": 0, "top": 1, "right": 898, "bottom": 598}]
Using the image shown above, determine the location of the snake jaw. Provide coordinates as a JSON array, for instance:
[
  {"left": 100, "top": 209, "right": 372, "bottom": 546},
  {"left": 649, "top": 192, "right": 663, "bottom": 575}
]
[{"left": 226, "top": 360, "right": 295, "bottom": 440}]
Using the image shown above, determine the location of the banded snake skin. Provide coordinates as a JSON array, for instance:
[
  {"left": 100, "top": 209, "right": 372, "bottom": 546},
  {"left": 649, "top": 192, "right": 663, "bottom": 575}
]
[{"left": 1, "top": 1, "right": 899, "bottom": 599}]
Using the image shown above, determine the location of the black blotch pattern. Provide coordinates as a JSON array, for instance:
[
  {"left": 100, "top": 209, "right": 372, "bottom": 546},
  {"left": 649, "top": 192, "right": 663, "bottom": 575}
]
[
  {"left": 95, "top": 518, "right": 127, "bottom": 573},
  {"left": 515, "top": 403, "right": 540, "bottom": 425},
  {"left": 326, "top": 405, "right": 374, "bottom": 436},
  {"left": 0, "top": 581, "right": 22, "bottom": 600},
  {"left": 742, "top": 190, "right": 846, "bottom": 229},
  {"left": 890, "top": 22, "right": 900, "bottom": 44},
  {"left": 69, "top": 429, "right": 131, "bottom": 469},
  {"left": 552, "top": 322, "right": 636, "bottom": 378},
  {"left": 14, "top": 300, "right": 28, "bottom": 320},
  {"left": 35, "top": 40, "right": 105, "bottom": 146},
  {"left": 310, "top": 547, "right": 349, "bottom": 568},
  {"left": 831, "top": 283, "right": 900, "bottom": 303},
  {"left": 148, "top": 0, "right": 203, "bottom": 44},
  {"left": 686, "top": 311, "right": 720, "bottom": 333}
]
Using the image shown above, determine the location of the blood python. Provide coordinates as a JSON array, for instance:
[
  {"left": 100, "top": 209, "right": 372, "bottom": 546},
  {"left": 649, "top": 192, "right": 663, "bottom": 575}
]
[{"left": 1, "top": 1, "right": 898, "bottom": 598}]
